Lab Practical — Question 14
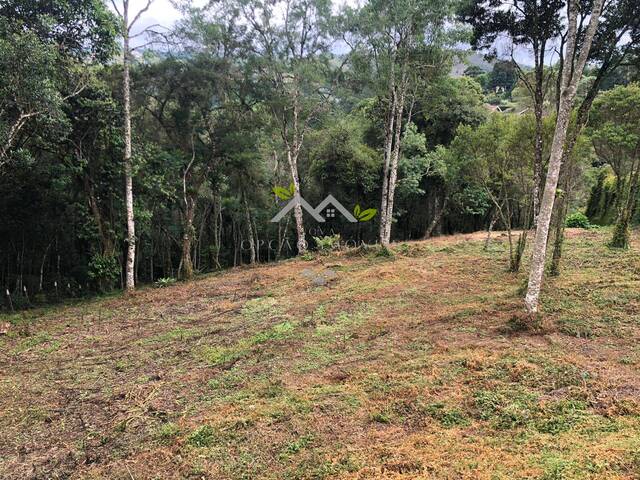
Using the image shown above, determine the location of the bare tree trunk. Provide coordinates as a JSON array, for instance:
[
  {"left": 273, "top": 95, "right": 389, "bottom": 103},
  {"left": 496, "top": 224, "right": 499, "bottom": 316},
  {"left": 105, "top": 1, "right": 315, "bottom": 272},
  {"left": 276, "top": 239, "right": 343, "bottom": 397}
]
[
  {"left": 525, "top": 0, "right": 605, "bottom": 314},
  {"left": 383, "top": 67, "right": 407, "bottom": 245},
  {"left": 39, "top": 241, "right": 52, "bottom": 292},
  {"left": 122, "top": 11, "right": 136, "bottom": 292},
  {"left": 179, "top": 203, "right": 195, "bottom": 280},
  {"left": 484, "top": 210, "right": 498, "bottom": 251},
  {"left": 425, "top": 195, "right": 447, "bottom": 239},
  {"left": 532, "top": 97, "right": 544, "bottom": 226},
  {"left": 243, "top": 191, "right": 256, "bottom": 264},
  {"left": 379, "top": 59, "right": 397, "bottom": 246}
]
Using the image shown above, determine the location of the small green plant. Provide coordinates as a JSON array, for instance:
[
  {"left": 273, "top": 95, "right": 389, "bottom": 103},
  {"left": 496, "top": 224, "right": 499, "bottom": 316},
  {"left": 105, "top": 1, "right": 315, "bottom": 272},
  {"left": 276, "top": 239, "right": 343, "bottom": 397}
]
[
  {"left": 565, "top": 212, "right": 591, "bottom": 229},
  {"left": 424, "top": 402, "right": 469, "bottom": 428},
  {"left": 156, "top": 422, "right": 181, "bottom": 443},
  {"left": 88, "top": 254, "right": 120, "bottom": 292},
  {"left": 154, "top": 277, "right": 177, "bottom": 288},
  {"left": 370, "top": 411, "right": 391, "bottom": 424},
  {"left": 187, "top": 425, "right": 216, "bottom": 447},
  {"left": 313, "top": 234, "right": 341, "bottom": 253}
]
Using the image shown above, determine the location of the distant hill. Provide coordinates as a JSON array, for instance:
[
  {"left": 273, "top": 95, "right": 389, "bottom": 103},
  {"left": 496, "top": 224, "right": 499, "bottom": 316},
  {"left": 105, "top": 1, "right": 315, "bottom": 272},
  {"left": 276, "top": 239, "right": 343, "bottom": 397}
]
[{"left": 451, "top": 52, "right": 494, "bottom": 77}]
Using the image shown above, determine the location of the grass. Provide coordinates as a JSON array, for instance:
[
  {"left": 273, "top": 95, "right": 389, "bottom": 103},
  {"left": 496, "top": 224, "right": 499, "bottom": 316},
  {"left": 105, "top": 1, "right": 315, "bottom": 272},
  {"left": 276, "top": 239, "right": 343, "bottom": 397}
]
[{"left": 1, "top": 228, "right": 640, "bottom": 479}]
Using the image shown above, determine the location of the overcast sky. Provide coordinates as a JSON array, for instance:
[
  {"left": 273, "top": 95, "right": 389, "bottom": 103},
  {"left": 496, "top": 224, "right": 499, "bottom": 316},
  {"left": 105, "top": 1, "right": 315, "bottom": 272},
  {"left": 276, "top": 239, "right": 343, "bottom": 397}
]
[{"left": 112, "top": 0, "right": 536, "bottom": 66}]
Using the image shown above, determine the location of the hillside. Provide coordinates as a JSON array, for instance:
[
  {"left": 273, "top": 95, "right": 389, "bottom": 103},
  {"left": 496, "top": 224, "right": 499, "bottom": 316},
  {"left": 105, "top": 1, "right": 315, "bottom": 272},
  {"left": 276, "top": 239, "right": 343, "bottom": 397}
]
[{"left": 1, "top": 229, "right": 640, "bottom": 479}]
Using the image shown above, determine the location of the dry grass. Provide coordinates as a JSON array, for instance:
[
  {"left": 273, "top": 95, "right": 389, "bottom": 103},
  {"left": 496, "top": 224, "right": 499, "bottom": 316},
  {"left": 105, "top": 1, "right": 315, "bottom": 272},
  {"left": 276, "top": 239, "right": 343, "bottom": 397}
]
[{"left": 1, "top": 228, "right": 639, "bottom": 479}]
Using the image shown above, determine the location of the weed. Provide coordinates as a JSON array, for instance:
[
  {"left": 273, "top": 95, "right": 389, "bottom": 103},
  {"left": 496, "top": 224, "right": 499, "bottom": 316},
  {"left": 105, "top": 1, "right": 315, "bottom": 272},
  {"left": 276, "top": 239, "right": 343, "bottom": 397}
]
[
  {"left": 187, "top": 425, "right": 216, "bottom": 447},
  {"left": 279, "top": 434, "right": 314, "bottom": 459},
  {"left": 424, "top": 402, "right": 470, "bottom": 428},
  {"left": 156, "top": 422, "right": 180, "bottom": 443},
  {"left": 370, "top": 411, "right": 391, "bottom": 424},
  {"left": 154, "top": 277, "right": 177, "bottom": 288}
]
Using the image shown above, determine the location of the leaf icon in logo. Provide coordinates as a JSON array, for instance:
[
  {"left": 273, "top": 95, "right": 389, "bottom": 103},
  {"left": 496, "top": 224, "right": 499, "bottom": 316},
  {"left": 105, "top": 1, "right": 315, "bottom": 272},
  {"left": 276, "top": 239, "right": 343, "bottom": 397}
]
[
  {"left": 354, "top": 204, "right": 361, "bottom": 217},
  {"left": 273, "top": 186, "right": 292, "bottom": 200},
  {"left": 357, "top": 208, "right": 377, "bottom": 222}
]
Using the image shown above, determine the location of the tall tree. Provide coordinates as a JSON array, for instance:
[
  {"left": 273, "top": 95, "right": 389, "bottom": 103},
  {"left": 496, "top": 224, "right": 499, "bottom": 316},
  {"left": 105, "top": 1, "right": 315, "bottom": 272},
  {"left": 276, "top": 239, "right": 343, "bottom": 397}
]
[
  {"left": 547, "top": 0, "right": 640, "bottom": 272},
  {"left": 234, "top": 0, "right": 344, "bottom": 255},
  {"left": 110, "top": 0, "right": 155, "bottom": 291},
  {"left": 461, "top": 0, "right": 564, "bottom": 225},
  {"left": 589, "top": 84, "right": 640, "bottom": 249},
  {"left": 524, "top": 0, "right": 606, "bottom": 315},
  {"left": 353, "top": 0, "right": 457, "bottom": 246}
]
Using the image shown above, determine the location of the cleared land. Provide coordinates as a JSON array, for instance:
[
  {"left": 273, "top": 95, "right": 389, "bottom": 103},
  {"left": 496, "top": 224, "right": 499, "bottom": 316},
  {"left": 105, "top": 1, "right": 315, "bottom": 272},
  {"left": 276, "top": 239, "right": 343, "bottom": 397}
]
[{"left": 1, "top": 228, "right": 639, "bottom": 479}]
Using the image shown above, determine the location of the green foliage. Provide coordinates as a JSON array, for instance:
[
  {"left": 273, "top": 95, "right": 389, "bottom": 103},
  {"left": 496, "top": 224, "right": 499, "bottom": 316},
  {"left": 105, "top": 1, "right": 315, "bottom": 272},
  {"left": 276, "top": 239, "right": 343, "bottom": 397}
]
[
  {"left": 154, "top": 277, "right": 177, "bottom": 288},
  {"left": 313, "top": 235, "right": 341, "bottom": 252},
  {"left": 187, "top": 425, "right": 216, "bottom": 447},
  {"left": 273, "top": 183, "right": 295, "bottom": 200},
  {"left": 565, "top": 212, "right": 591, "bottom": 229},
  {"left": 589, "top": 84, "right": 640, "bottom": 249},
  {"left": 87, "top": 254, "right": 120, "bottom": 291}
]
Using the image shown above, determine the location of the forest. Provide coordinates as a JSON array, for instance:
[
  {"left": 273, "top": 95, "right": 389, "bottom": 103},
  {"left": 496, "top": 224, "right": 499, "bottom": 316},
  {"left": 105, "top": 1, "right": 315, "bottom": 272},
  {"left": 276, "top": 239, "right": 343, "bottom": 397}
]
[
  {"left": 1, "top": 0, "right": 639, "bottom": 315},
  {"left": 4, "top": 0, "right": 640, "bottom": 478}
]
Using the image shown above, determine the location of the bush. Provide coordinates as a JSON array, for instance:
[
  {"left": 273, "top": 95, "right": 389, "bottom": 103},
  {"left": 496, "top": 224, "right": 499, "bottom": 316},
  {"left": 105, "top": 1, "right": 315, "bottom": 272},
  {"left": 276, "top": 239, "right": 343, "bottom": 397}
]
[
  {"left": 313, "top": 234, "right": 341, "bottom": 253},
  {"left": 565, "top": 212, "right": 591, "bottom": 229},
  {"left": 154, "top": 277, "right": 177, "bottom": 288},
  {"left": 88, "top": 254, "right": 120, "bottom": 292}
]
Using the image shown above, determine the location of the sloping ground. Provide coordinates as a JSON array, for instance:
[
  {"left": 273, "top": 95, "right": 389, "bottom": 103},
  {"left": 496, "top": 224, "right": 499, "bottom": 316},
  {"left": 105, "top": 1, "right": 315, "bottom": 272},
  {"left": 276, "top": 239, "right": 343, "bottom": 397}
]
[{"left": 1, "top": 229, "right": 640, "bottom": 480}]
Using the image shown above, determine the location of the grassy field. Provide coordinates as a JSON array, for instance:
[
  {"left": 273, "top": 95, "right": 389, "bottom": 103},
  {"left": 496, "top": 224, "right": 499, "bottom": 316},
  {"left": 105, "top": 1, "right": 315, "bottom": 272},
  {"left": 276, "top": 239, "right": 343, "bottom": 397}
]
[{"left": 1, "top": 228, "right": 640, "bottom": 479}]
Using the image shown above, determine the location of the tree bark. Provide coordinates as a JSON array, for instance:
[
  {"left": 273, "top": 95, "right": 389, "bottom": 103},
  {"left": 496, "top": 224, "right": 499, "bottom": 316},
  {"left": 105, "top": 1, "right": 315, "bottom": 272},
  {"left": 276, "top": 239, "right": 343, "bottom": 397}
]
[
  {"left": 525, "top": 0, "right": 605, "bottom": 314},
  {"left": 383, "top": 66, "right": 407, "bottom": 245},
  {"left": 243, "top": 191, "right": 256, "bottom": 264},
  {"left": 379, "top": 56, "right": 397, "bottom": 246},
  {"left": 425, "top": 195, "right": 447, "bottom": 239},
  {"left": 122, "top": 7, "right": 136, "bottom": 292}
]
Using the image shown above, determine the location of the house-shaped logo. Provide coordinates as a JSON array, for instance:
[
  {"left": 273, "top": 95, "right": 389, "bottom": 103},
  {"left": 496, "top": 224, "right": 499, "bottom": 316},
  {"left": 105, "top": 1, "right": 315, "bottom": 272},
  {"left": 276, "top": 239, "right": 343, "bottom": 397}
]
[{"left": 270, "top": 192, "right": 377, "bottom": 223}]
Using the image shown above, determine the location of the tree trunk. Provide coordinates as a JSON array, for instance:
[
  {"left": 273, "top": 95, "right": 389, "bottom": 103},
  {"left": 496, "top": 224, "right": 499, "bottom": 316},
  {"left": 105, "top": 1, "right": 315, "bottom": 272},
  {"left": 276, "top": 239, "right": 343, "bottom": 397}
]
[
  {"left": 610, "top": 157, "right": 640, "bottom": 248},
  {"left": 425, "top": 195, "right": 447, "bottom": 239},
  {"left": 484, "top": 210, "right": 498, "bottom": 251},
  {"left": 379, "top": 58, "right": 397, "bottom": 246},
  {"left": 287, "top": 149, "right": 306, "bottom": 254},
  {"left": 179, "top": 201, "right": 195, "bottom": 280},
  {"left": 243, "top": 191, "right": 256, "bottom": 264},
  {"left": 532, "top": 94, "right": 544, "bottom": 226},
  {"left": 525, "top": 0, "right": 605, "bottom": 314},
  {"left": 122, "top": 17, "right": 136, "bottom": 292},
  {"left": 549, "top": 187, "right": 569, "bottom": 276},
  {"left": 383, "top": 68, "right": 407, "bottom": 245}
]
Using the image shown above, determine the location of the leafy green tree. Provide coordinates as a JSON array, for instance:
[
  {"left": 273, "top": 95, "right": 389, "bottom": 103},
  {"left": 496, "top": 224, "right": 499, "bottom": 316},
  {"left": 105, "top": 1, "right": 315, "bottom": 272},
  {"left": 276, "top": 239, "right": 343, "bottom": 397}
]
[
  {"left": 487, "top": 60, "right": 518, "bottom": 95},
  {"left": 589, "top": 84, "right": 640, "bottom": 249},
  {"left": 351, "top": 0, "right": 460, "bottom": 246},
  {"left": 230, "top": 0, "right": 344, "bottom": 255},
  {"left": 460, "top": 0, "right": 564, "bottom": 223}
]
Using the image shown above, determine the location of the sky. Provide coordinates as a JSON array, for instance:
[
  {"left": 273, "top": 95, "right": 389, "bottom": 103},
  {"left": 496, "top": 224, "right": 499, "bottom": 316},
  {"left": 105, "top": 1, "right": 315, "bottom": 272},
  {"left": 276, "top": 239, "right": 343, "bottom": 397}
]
[{"left": 112, "top": 0, "right": 536, "bottom": 66}]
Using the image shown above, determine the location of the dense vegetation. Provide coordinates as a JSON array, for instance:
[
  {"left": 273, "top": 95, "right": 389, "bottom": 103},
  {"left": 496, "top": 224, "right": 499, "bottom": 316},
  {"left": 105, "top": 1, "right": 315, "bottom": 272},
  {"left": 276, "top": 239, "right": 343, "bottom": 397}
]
[{"left": 1, "top": 0, "right": 639, "bottom": 311}]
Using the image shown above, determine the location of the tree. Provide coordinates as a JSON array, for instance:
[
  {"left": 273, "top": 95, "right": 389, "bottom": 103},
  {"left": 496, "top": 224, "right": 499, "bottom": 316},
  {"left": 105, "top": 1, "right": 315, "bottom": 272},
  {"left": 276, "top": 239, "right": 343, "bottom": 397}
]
[
  {"left": 234, "top": 0, "right": 344, "bottom": 255},
  {"left": 461, "top": 0, "right": 564, "bottom": 225},
  {"left": 547, "top": 0, "right": 640, "bottom": 272},
  {"left": 487, "top": 60, "right": 518, "bottom": 95},
  {"left": 0, "top": 0, "right": 117, "bottom": 168},
  {"left": 352, "top": 0, "right": 458, "bottom": 246},
  {"left": 110, "top": 0, "right": 155, "bottom": 291},
  {"left": 524, "top": 0, "right": 606, "bottom": 315},
  {"left": 589, "top": 84, "right": 640, "bottom": 249}
]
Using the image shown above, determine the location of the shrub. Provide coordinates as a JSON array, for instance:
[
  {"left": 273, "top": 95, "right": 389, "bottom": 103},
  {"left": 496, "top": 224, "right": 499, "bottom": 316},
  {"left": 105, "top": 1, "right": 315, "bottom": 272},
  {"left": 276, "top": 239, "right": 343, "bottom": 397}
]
[
  {"left": 313, "top": 234, "right": 341, "bottom": 253},
  {"left": 565, "top": 212, "right": 591, "bottom": 229},
  {"left": 88, "top": 254, "right": 120, "bottom": 292},
  {"left": 154, "top": 277, "right": 177, "bottom": 288}
]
